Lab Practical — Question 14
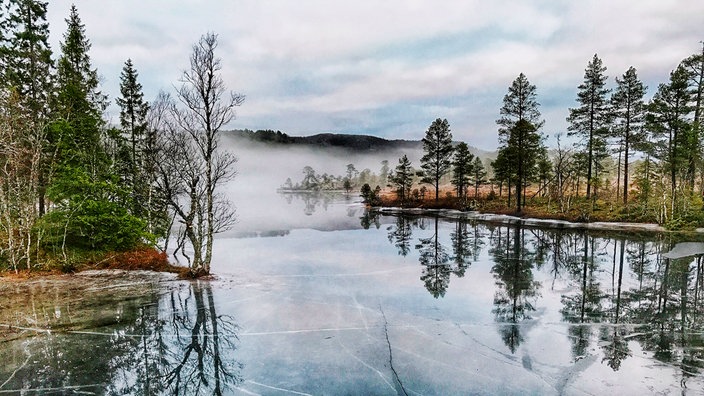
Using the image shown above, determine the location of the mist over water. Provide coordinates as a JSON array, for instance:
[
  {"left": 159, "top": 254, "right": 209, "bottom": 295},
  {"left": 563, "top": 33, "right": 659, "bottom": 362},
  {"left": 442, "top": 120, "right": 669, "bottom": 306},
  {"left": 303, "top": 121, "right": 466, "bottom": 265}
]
[{"left": 220, "top": 134, "right": 422, "bottom": 235}]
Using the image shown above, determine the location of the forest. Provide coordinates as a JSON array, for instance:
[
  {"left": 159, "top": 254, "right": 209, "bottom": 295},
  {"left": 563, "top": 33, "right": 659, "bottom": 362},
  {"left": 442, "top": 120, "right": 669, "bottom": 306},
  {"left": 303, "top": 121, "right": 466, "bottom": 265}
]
[
  {"left": 1, "top": 0, "right": 703, "bottom": 275},
  {"left": 0, "top": 2, "right": 241, "bottom": 275}
]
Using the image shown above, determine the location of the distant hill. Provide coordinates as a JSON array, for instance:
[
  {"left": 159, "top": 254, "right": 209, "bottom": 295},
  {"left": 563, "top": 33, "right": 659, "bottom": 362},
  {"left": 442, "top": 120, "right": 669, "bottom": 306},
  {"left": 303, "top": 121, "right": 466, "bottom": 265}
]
[{"left": 226, "top": 129, "right": 496, "bottom": 159}]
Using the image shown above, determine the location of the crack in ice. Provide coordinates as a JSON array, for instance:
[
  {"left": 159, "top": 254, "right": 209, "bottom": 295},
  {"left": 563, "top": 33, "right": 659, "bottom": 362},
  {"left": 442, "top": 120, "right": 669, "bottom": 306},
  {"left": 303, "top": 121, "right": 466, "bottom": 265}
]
[
  {"left": 246, "top": 380, "right": 313, "bottom": 395},
  {"left": 380, "top": 305, "right": 409, "bottom": 396}
]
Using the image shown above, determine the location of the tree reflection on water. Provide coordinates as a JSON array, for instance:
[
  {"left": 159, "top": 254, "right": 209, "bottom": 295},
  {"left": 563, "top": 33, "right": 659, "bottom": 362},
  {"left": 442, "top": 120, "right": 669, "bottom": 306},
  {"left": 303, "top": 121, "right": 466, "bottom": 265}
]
[
  {"left": 374, "top": 212, "right": 704, "bottom": 378},
  {"left": 489, "top": 226, "right": 541, "bottom": 353},
  {"left": 0, "top": 281, "right": 242, "bottom": 395},
  {"left": 147, "top": 282, "right": 242, "bottom": 395}
]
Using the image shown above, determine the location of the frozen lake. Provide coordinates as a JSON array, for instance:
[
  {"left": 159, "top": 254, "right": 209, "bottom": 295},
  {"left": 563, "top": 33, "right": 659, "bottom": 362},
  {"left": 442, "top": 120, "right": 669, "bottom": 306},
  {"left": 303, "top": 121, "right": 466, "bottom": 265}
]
[{"left": 1, "top": 193, "right": 704, "bottom": 394}]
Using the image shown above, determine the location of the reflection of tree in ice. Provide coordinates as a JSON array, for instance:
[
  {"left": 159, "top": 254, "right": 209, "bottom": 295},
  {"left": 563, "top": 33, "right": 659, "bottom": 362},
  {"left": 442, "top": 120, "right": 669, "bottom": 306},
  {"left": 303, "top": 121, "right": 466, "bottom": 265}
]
[
  {"left": 359, "top": 210, "right": 381, "bottom": 229},
  {"left": 0, "top": 281, "right": 242, "bottom": 395},
  {"left": 560, "top": 234, "right": 606, "bottom": 324},
  {"left": 450, "top": 221, "right": 472, "bottom": 277},
  {"left": 599, "top": 326, "right": 631, "bottom": 371},
  {"left": 417, "top": 217, "right": 452, "bottom": 298},
  {"left": 387, "top": 216, "right": 414, "bottom": 256},
  {"left": 278, "top": 191, "right": 337, "bottom": 216},
  {"left": 158, "top": 283, "right": 242, "bottom": 394},
  {"left": 499, "top": 323, "right": 523, "bottom": 354},
  {"left": 489, "top": 226, "right": 540, "bottom": 354},
  {"left": 568, "top": 324, "right": 592, "bottom": 359},
  {"left": 110, "top": 282, "right": 243, "bottom": 394},
  {"left": 383, "top": 215, "right": 485, "bottom": 297},
  {"left": 626, "top": 251, "right": 704, "bottom": 381}
]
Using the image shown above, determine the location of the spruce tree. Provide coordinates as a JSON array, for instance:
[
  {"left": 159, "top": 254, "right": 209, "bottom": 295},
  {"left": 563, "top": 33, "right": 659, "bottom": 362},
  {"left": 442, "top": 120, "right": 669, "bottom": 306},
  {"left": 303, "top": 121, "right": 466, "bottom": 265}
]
[
  {"left": 497, "top": 73, "right": 544, "bottom": 133},
  {"left": 496, "top": 74, "right": 544, "bottom": 211},
  {"left": 611, "top": 66, "right": 646, "bottom": 204},
  {"left": 567, "top": 54, "right": 611, "bottom": 199},
  {"left": 53, "top": 4, "right": 106, "bottom": 162},
  {"left": 451, "top": 142, "right": 474, "bottom": 200},
  {"left": 0, "top": 1, "right": 13, "bottom": 86},
  {"left": 420, "top": 118, "right": 454, "bottom": 202},
  {"left": 680, "top": 45, "right": 704, "bottom": 189},
  {"left": 5, "top": 0, "right": 53, "bottom": 119},
  {"left": 646, "top": 66, "right": 694, "bottom": 216},
  {"left": 5, "top": 0, "right": 54, "bottom": 216},
  {"left": 42, "top": 5, "right": 146, "bottom": 255},
  {"left": 116, "top": 58, "right": 149, "bottom": 217},
  {"left": 390, "top": 155, "right": 413, "bottom": 202},
  {"left": 472, "top": 157, "right": 487, "bottom": 198}
]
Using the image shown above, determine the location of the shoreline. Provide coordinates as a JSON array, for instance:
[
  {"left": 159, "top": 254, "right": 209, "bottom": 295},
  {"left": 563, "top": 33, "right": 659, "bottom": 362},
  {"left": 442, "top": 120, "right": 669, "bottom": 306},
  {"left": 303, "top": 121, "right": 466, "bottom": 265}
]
[{"left": 370, "top": 206, "right": 702, "bottom": 234}]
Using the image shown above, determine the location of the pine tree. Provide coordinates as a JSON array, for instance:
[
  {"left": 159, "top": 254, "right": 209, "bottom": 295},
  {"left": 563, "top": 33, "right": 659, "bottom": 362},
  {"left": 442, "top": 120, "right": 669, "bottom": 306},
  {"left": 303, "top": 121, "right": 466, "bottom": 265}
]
[
  {"left": 681, "top": 44, "right": 704, "bottom": 131},
  {"left": 497, "top": 73, "right": 544, "bottom": 133},
  {"left": 116, "top": 58, "right": 149, "bottom": 217},
  {"left": 567, "top": 54, "right": 611, "bottom": 199},
  {"left": 0, "top": 1, "right": 13, "bottom": 86},
  {"left": 496, "top": 74, "right": 544, "bottom": 211},
  {"left": 646, "top": 66, "right": 694, "bottom": 216},
  {"left": 611, "top": 66, "right": 646, "bottom": 204},
  {"left": 4, "top": 0, "right": 54, "bottom": 216},
  {"left": 390, "top": 154, "right": 413, "bottom": 202},
  {"left": 472, "top": 157, "right": 487, "bottom": 198},
  {"left": 41, "top": 5, "right": 146, "bottom": 256},
  {"left": 451, "top": 142, "right": 474, "bottom": 200},
  {"left": 5, "top": 0, "right": 53, "bottom": 120},
  {"left": 52, "top": 4, "right": 107, "bottom": 169},
  {"left": 491, "top": 150, "right": 511, "bottom": 199},
  {"left": 680, "top": 45, "right": 704, "bottom": 190},
  {"left": 420, "top": 118, "right": 454, "bottom": 202}
]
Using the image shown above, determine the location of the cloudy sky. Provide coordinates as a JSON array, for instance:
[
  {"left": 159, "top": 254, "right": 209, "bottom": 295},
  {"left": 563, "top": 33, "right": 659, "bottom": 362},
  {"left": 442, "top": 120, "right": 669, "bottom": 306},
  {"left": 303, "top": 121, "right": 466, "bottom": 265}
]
[{"left": 46, "top": 1, "right": 703, "bottom": 150}]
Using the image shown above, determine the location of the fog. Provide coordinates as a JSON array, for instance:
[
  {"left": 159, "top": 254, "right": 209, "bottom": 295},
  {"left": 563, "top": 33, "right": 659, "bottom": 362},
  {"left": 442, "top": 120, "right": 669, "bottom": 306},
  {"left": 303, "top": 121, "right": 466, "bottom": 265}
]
[{"left": 218, "top": 134, "right": 423, "bottom": 235}]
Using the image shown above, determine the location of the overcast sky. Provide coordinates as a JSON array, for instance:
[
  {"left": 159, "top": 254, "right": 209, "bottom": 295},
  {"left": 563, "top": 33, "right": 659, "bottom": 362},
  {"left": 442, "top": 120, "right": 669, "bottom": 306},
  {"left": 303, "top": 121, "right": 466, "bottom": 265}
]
[{"left": 46, "top": 1, "right": 703, "bottom": 150}]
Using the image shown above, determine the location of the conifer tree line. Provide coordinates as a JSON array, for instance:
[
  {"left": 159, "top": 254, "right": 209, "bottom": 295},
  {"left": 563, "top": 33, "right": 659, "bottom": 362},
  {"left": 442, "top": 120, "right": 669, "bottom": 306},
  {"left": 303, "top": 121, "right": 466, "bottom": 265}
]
[
  {"left": 389, "top": 47, "right": 704, "bottom": 229},
  {"left": 0, "top": 1, "right": 242, "bottom": 274}
]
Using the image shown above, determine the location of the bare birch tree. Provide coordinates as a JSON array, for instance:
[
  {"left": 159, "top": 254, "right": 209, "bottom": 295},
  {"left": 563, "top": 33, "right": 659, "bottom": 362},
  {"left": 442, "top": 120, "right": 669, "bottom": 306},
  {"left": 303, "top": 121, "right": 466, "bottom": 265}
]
[{"left": 160, "top": 33, "right": 243, "bottom": 276}]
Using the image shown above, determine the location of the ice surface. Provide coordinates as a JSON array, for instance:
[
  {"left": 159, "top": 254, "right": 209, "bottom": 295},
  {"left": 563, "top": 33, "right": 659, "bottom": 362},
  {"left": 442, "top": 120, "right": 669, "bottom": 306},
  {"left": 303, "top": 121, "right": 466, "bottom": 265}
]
[{"left": 2, "top": 199, "right": 703, "bottom": 394}]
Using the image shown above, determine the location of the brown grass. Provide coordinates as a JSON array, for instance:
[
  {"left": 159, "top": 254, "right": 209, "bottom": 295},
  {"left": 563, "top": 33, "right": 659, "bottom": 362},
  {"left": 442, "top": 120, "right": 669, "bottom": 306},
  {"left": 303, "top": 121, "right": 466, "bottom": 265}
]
[
  {"left": 0, "top": 247, "right": 192, "bottom": 279},
  {"left": 88, "top": 248, "right": 190, "bottom": 276}
]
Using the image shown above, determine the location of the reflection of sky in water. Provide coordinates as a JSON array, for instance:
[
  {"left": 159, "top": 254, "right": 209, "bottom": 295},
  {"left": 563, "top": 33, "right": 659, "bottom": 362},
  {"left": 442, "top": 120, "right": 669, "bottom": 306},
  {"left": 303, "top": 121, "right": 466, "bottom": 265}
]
[{"left": 2, "top": 201, "right": 704, "bottom": 394}]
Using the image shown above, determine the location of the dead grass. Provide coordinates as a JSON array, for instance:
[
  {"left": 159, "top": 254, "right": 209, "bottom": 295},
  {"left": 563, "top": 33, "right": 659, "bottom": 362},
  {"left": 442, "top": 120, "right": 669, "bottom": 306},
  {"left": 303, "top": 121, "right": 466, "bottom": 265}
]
[{"left": 1, "top": 247, "right": 192, "bottom": 279}]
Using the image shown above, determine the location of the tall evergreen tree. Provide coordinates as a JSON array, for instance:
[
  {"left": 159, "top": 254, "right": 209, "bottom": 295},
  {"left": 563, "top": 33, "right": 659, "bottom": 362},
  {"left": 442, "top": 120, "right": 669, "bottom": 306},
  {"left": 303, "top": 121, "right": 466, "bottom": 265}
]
[
  {"left": 496, "top": 73, "right": 544, "bottom": 133},
  {"left": 507, "top": 120, "right": 543, "bottom": 212},
  {"left": 680, "top": 45, "right": 704, "bottom": 189},
  {"left": 390, "top": 154, "right": 413, "bottom": 202},
  {"left": 611, "top": 66, "right": 647, "bottom": 204},
  {"left": 5, "top": 0, "right": 53, "bottom": 119},
  {"left": 567, "top": 54, "right": 611, "bottom": 199},
  {"left": 0, "top": 0, "right": 13, "bottom": 87},
  {"left": 41, "top": 5, "right": 145, "bottom": 256},
  {"left": 646, "top": 66, "right": 694, "bottom": 216},
  {"left": 4, "top": 0, "right": 54, "bottom": 216},
  {"left": 681, "top": 44, "right": 704, "bottom": 133},
  {"left": 53, "top": 4, "right": 106, "bottom": 152},
  {"left": 451, "top": 142, "right": 474, "bottom": 200},
  {"left": 496, "top": 74, "right": 544, "bottom": 211},
  {"left": 472, "top": 157, "right": 487, "bottom": 198},
  {"left": 420, "top": 118, "right": 454, "bottom": 202},
  {"left": 116, "top": 58, "right": 149, "bottom": 217}
]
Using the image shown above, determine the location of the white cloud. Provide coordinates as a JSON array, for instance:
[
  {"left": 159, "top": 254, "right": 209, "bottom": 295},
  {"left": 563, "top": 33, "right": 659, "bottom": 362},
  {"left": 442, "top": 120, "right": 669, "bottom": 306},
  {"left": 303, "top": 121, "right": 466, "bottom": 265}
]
[{"left": 46, "top": 0, "right": 704, "bottom": 150}]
